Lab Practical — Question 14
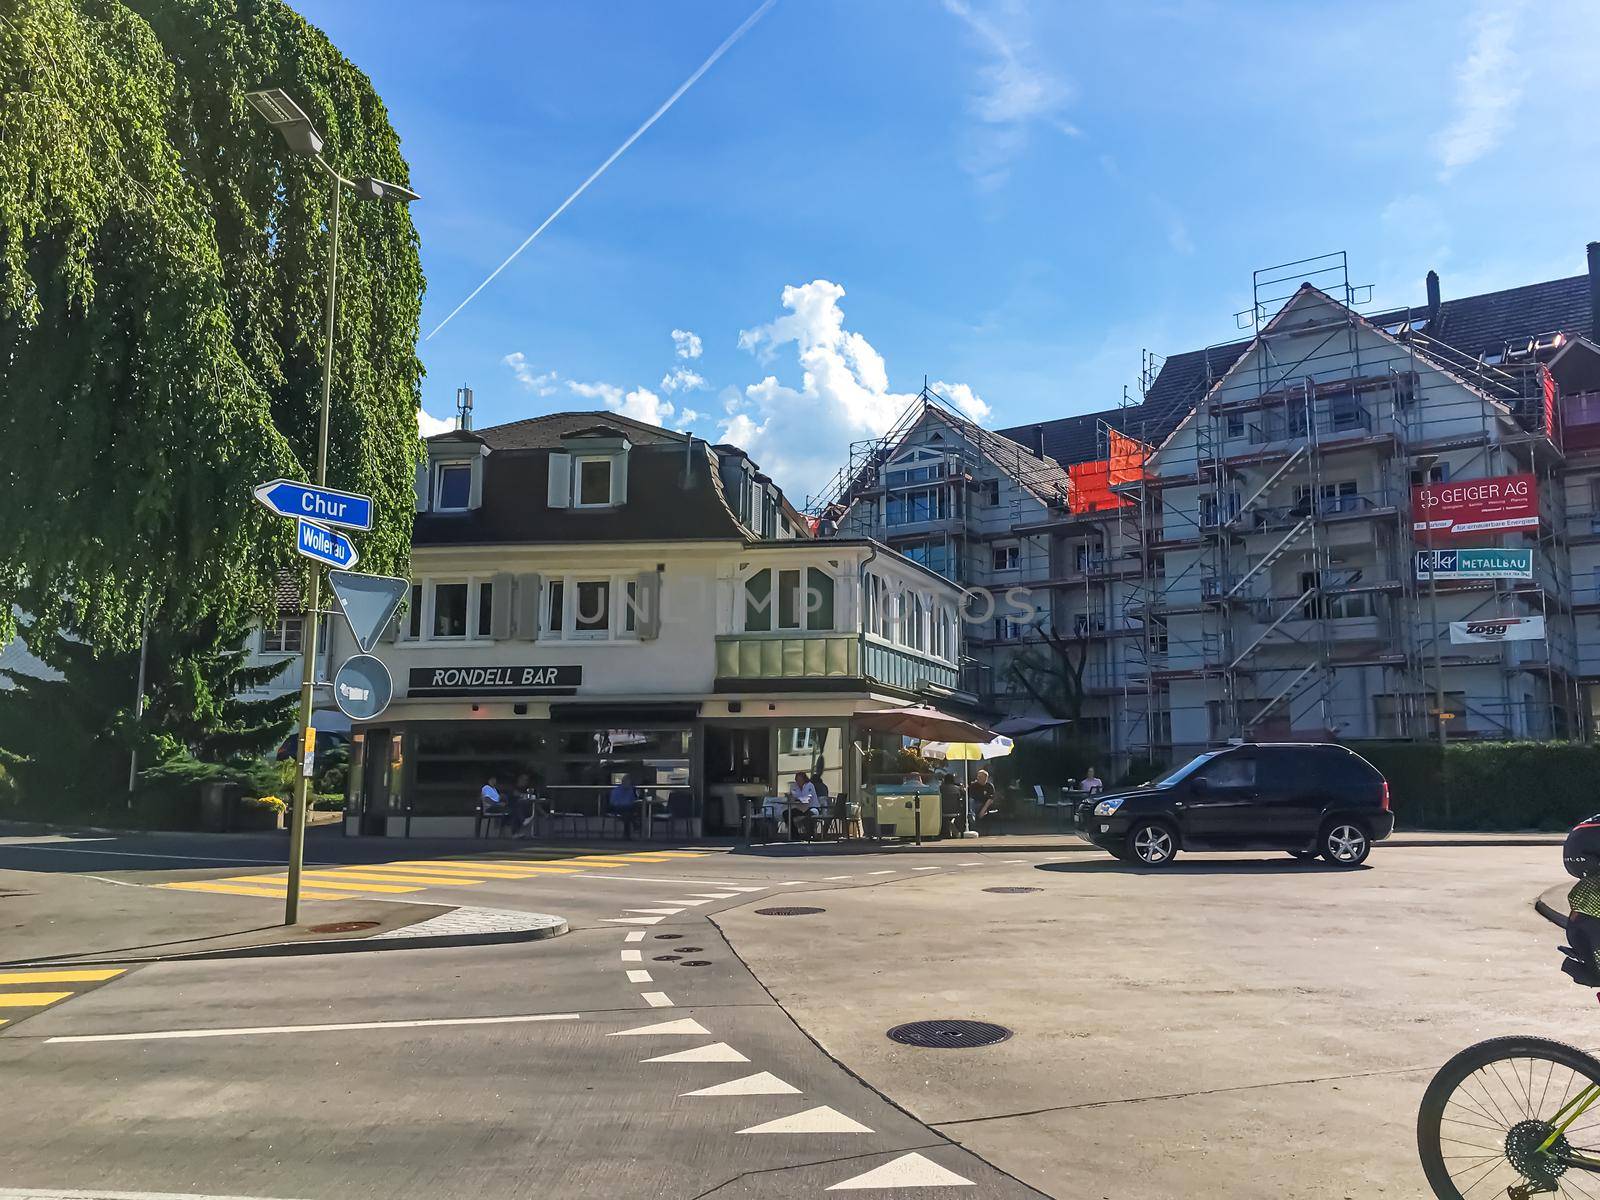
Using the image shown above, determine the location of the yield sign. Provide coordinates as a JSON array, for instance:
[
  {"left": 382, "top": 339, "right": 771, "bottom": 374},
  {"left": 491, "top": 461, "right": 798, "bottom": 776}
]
[{"left": 328, "top": 570, "right": 409, "bottom": 652}]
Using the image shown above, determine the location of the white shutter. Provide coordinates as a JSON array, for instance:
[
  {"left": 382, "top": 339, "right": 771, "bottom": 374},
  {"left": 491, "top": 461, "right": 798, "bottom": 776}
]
[
  {"left": 413, "top": 462, "right": 428, "bottom": 512},
  {"left": 634, "top": 570, "right": 660, "bottom": 640},
  {"left": 514, "top": 573, "right": 542, "bottom": 640},
  {"left": 468, "top": 457, "right": 485, "bottom": 509},
  {"left": 610, "top": 447, "right": 629, "bottom": 506},
  {"left": 547, "top": 453, "right": 572, "bottom": 508},
  {"left": 490, "top": 572, "right": 514, "bottom": 640}
]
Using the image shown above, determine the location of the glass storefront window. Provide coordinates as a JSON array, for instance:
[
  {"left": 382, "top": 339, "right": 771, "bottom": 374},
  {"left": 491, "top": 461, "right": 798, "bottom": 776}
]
[{"left": 775, "top": 724, "right": 844, "bottom": 800}]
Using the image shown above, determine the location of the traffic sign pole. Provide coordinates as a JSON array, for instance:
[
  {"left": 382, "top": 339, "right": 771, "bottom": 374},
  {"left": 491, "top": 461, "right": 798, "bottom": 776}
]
[{"left": 285, "top": 176, "right": 341, "bottom": 928}]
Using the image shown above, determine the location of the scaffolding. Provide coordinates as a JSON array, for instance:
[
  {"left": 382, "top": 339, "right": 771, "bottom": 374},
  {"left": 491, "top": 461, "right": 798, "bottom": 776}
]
[{"left": 1115, "top": 252, "right": 1577, "bottom": 760}]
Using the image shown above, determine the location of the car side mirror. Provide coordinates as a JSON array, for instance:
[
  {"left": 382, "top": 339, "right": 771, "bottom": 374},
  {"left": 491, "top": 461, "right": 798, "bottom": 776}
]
[{"left": 1190, "top": 777, "right": 1211, "bottom": 794}]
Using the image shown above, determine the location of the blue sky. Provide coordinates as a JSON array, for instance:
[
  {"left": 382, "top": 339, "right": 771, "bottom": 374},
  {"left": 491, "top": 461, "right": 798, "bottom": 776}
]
[{"left": 300, "top": 0, "right": 1600, "bottom": 498}]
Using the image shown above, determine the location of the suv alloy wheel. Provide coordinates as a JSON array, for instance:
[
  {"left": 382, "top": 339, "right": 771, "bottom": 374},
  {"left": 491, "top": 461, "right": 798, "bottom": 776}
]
[
  {"left": 1321, "top": 821, "right": 1370, "bottom": 867},
  {"left": 1128, "top": 820, "right": 1177, "bottom": 867}
]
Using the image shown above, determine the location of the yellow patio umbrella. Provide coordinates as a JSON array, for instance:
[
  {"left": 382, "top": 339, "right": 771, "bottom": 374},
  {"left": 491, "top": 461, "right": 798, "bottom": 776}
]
[{"left": 921, "top": 736, "right": 1014, "bottom": 831}]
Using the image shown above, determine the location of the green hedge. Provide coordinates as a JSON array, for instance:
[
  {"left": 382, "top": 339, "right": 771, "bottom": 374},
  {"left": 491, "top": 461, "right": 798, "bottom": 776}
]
[{"left": 1348, "top": 741, "right": 1600, "bottom": 831}]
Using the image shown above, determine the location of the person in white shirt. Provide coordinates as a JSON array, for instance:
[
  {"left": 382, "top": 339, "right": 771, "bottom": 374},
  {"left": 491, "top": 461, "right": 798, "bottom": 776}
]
[
  {"left": 1081, "top": 767, "right": 1103, "bottom": 795},
  {"left": 785, "top": 771, "right": 819, "bottom": 839}
]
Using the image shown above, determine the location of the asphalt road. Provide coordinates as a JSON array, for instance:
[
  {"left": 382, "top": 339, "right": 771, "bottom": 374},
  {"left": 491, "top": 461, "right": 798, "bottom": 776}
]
[
  {"left": 0, "top": 831, "right": 1055, "bottom": 1199},
  {"left": 0, "top": 832, "right": 1576, "bottom": 1199}
]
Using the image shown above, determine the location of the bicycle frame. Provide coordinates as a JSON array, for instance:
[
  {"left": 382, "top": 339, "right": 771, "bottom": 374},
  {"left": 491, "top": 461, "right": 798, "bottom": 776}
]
[{"left": 1540, "top": 1082, "right": 1600, "bottom": 1169}]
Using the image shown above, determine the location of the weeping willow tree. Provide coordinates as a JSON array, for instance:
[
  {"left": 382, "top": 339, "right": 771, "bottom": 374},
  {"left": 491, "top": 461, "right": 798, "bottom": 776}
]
[{"left": 0, "top": 0, "right": 424, "bottom": 648}]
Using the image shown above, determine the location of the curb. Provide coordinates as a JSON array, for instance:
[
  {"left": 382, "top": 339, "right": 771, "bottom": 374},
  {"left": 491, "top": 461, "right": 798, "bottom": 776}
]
[
  {"left": 1537, "top": 881, "right": 1570, "bottom": 928},
  {"left": 736, "top": 834, "right": 1564, "bottom": 857},
  {"left": 1, "top": 907, "right": 569, "bottom": 966}
]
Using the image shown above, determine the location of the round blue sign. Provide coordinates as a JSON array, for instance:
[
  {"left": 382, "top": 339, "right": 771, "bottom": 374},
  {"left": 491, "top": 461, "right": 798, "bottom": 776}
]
[{"left": 332, "top": 654, "right": 393, "bottom": 720}]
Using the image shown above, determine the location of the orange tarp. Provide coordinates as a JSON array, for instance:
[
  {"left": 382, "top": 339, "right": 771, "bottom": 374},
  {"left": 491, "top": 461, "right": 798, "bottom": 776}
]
[{"left": 1067, "top": 430, "right": 1150, "bottom": 512}]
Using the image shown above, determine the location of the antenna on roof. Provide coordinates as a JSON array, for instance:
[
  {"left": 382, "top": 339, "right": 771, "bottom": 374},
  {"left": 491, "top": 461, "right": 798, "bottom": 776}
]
[{"left": 455, "top": 386, "right": 474, "bottom": 431}]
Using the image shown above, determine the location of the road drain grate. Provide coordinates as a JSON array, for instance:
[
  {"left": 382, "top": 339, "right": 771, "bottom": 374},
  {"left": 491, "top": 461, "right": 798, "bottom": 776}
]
[
  {"left": 308, "top": 920, "right": 381, "bottom": 934},
  {"left": 983, "top": 886, "right": 1043, "bottom": 895},
  {"left": 888, "top": 1020, "right": 1013, "bottom": 1049},
  {"left": 679, "top": 960, "right": 712, "bottom": 967},
  {"left": 755, "top": 906, "right": 825, "bottom": 916}
]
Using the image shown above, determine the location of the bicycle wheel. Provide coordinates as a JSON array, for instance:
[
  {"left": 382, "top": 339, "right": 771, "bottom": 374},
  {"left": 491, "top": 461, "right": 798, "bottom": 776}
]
[{"left": 1418, "top": 1036, "right": 1600, "bottom": 1199}]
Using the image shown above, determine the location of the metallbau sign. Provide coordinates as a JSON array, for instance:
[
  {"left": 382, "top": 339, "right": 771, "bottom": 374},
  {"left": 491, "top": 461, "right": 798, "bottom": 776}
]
[
  {"left": 329, "top": 570, "right": 408, "bottom": 652},
  {"left": 1415, "top": 548, "right": 1532, "bottom": 580},
  {"left": 333, "top": 654, "right": 393, "bottom": 720},
  {"left": 405, "top": 664, "right": 582, "bottom": 697},
  {"left": 1411, "top": 473, "right": 1538, "bottom": 540},
  {"left": 254, "top": 478, "right": 373, "bottom": 531},
  {"left": 295, "top": 518, "right": 359, "bottom": 570},
  {"left": 1449, "top": 616, "right": 1546, "bottom": 644}
]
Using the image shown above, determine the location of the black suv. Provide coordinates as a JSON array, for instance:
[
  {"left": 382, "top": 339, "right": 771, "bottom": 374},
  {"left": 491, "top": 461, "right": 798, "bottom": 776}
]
[{"left": 1073, "top": 743, "right": 1394, "bottom": 868}]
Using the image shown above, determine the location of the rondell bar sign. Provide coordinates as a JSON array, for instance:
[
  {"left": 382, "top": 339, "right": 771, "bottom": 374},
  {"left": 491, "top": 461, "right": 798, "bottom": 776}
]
[{"left": 406, "top": 665, "right": 582, "bottom": 697}]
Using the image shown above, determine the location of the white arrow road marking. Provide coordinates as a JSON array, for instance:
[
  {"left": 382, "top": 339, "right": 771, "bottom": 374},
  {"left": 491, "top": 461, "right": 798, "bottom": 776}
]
[
  {"left": 626, "top": 969, "right": 653, "bottom": 983},
  {"left": 737, "top": 1105, "right": 872, "bottom": 1134},
  {"left": 608, "top": 1018, "right": 709, "bottom": 1037},
  {"left": 643, "top": 1042, "right": 748, "bottom": 1063},
  {"left": 602, "top": 916, "right": 664, "bottom": 926},
  {"left": 681, "top": 1071, "right": 801, "bottom": 1097},
  {"left": 641, "top": 992, "right": 674, "bottom": 1007},
  {"left": 826, "top": 1152, "right": 975, "bottom": 1190}
]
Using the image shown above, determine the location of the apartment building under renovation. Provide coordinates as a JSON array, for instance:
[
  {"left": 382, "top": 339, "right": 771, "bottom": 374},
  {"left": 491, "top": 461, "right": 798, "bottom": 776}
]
[{"left": 814, "top": 242, "right": 1600, "bottom": 766}]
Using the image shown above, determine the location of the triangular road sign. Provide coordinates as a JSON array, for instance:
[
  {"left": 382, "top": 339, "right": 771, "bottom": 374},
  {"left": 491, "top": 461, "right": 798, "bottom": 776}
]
[{"left": 328, "top": 570, "right": 408, "bottom": 652}]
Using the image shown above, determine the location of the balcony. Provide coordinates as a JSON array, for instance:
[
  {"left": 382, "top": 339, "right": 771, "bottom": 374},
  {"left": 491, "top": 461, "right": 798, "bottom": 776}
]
[{"left": 713, "top": 632, "right": 958, "bottom": 694}]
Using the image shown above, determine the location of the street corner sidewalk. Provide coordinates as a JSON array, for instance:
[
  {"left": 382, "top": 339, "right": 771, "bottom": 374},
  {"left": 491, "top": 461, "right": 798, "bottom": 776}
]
[
  {"left": 1, "top": 873, "right": 568, "bottom": 968},
  {"left": 1537, "top": 880, "right": 1573, "bottom": 928}
]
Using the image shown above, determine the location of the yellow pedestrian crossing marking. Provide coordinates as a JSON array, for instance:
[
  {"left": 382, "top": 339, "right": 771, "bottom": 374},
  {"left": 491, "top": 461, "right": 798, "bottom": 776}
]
[
  {"left": 0, "top": 969, "right": 124, "bottom": 985},
  {"left": 155, "top": 849, "right": 710, "bottom": 903},
  {"left": 0, "top": 965, "right": 128, "bottom": 1028},
  {"left": 0, "top": 991, "right": 73, "bottom": 1007}
]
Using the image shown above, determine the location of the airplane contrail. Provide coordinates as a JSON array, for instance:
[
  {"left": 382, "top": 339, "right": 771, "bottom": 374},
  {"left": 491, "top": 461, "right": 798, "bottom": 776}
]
[{"left": 425, "top": 0, "right": 778, "bottom": 342}]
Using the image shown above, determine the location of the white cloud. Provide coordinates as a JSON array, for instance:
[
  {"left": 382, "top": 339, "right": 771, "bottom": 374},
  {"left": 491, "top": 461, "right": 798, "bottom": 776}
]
[
  {"left": 943, "top": 0, "right": 1076, "bottom": 189},
  {"left": 671, "top": 328, "right": 703, "bottom": 359},
  {"left": 503, "top": 351, "right": 558, "bottom": 396},
  {"left": 929, "top": 380, "right": 991, "bottom": 423},
  {"left": 721, "top": 279, "right": 987, "bottom": 498},
  {"left": 570, "top": 379, "right": 676, "bottom": 427},
  {"left": 418, "top": 408, "right": 453, "bottom": 437},
  {"left": 660, "top": 366, "right": 707, "bottom": 393},
  {"left": 1435, "top": 0, "right": 1527, "bottom": 178}
]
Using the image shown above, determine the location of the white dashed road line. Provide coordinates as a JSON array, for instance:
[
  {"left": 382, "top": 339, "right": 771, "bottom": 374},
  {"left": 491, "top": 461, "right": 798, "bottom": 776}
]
[
  {"left": 641, "top": 992, "right": 674, "bottom": 1008},
  {"left": 868, "top": 870, "right": 896, "bottom": 875},
  {"left": 621, "top": 950, "right": 642, "bottom": 962},
  {"left": 626, "top": 970, "right": 653, "bottom": 984}
]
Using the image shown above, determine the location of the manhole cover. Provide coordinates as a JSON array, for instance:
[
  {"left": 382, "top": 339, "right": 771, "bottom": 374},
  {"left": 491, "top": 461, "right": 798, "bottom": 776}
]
[
  {"left": 755, "top": 906, "right": 825, "bottom": 916},
  {"left": 680, "top": 960, "right": 713, "bottom": 967},
  {"left": 308, "top": 920, "right": 381, "bottom": 934},
  {"left": 673, "top": 946, "right": 703, "bottom": 953},
  {"left": 887, "top": 1020, "right": 1013, "bottom": 1049},
  {"left": 655, "top": 933, "right": 683, "bottom": 940},
  {"left": 983, "top": 886, "right": 1042, "bottom": 894},
  {"left": 653, "top": 954, "right": 681, "bottom": 962}
]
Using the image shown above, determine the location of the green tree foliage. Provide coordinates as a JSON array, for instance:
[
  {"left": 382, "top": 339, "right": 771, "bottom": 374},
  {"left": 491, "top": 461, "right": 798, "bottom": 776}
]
[
  {"left": 0, "top": 613, "right": 296, "bottom": 803},
  {"left": 0, "top": 0, "right": 424, "bottom": 648}
]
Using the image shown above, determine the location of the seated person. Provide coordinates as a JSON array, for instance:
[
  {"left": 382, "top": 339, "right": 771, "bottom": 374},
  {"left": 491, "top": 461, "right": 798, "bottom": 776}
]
[
  {"left": 607, "top": 774, "right": 641, "bottom": 840},
  {"left": 939, "top": 771, "right": 967, "bottom": 836},
  {"left": 785, "top": 770, "right": 819, "bottom": 839},
  {"left": 970, "top": 769, "right": 998, "bottom": 827},
  {"left": 1081, "top": 767, "right": 1104, "bottom": 796}
]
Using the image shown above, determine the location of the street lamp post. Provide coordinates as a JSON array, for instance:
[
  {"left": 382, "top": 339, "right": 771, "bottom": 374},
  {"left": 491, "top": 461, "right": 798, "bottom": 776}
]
[
  {"left": 246, "top": 88, "right": 419, "bottom": 925},
  {"left": 1414, "top": 454, "right": 1449, "bottom": 748}
]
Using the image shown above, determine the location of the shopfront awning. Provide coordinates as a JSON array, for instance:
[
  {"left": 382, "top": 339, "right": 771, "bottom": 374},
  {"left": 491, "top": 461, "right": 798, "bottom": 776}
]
[{"left": 852, "top": 704, "right": 993, "bottom": 743}]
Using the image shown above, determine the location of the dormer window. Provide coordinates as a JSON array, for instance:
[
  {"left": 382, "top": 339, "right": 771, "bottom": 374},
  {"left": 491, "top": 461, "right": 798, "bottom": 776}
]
[
  {"left": 435, "top": 462, "right": 473, "bottom": 511},
  {"left": 576, "top": 456, "right": 613, "bottom": 508}
]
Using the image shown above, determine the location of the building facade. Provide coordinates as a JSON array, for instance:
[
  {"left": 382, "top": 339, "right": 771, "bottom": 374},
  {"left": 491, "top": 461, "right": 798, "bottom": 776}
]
[{"left": 333, "top": 412, "right": 968, "bottom": 837}]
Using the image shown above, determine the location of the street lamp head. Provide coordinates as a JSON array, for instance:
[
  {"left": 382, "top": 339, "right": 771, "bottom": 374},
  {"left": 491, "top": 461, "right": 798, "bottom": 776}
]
[
  {"left": 245, "top": 87, "right": 325, "bottom": 157},
  {"left": 351, "top": 175, "right": 421, "bottom": 205}
]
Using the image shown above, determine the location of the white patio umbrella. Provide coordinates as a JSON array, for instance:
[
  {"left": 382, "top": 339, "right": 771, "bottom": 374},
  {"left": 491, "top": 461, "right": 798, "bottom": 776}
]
[{"left": 921, "top": 736, "right": 1014, "bottom": 833}]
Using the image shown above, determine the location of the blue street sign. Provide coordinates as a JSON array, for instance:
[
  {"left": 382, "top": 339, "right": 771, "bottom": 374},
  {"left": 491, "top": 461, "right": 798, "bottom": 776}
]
[
  {"left": 333, "top": 654, "right": 392, "bottom": 720},
  {"left": 296, "top": 518, "right": 359, "bottom": 570},
  {"left": 254, "top": 478, "right": 373, "bottom": 531}
]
